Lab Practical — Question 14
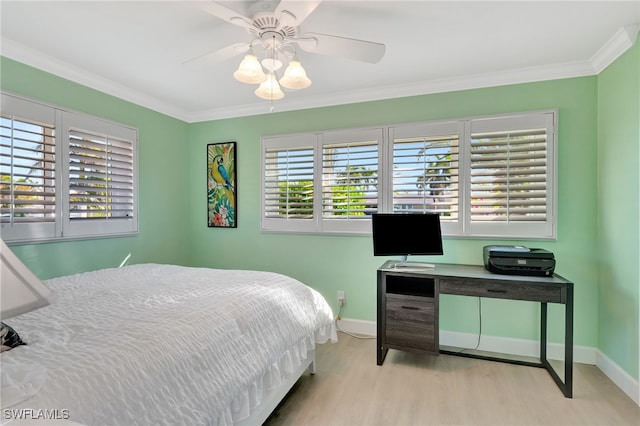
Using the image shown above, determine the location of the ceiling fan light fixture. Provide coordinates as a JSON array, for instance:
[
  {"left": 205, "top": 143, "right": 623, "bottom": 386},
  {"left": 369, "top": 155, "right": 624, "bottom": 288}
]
[
  {"left": 260, "top": 44, "right": 283, "bottom": 72},
  {"left": 255, "top": 73, "right": 285, "bottom": 100},
  {"left": 233, "top": 52, "right": 266, "bottom": 84},
  {"left": 261, "top": 57, "right": 283, "bottom": 72},
  {"left": 279, "top": 60, "right": 312, "bottom": 90}
]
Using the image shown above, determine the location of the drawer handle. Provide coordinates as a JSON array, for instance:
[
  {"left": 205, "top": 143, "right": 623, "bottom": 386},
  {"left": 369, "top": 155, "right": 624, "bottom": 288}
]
[
  {"left": 401, "top": 306, "right": 420, "bottom": 310},
  {"left": 487, "top": 289, "right": 508, "bottom": 294}
]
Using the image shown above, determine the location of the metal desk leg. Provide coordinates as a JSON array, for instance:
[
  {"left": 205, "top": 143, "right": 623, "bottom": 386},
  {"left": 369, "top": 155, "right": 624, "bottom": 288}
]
[
  {"left": 540, "top": 302, "right": 548, "bottom": 363},
  {"left": 541, "top": 298, "right": 573, "bottom": 398},
  {"left": 565, "top": 284, "right": 574, "bottom": 398}
]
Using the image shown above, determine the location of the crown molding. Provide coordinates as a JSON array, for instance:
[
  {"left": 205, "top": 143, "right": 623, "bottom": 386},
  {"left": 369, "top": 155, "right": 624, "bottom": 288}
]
[
  {"left": 3, "top": 24, "right": 638, "bottom": 123},
  {"left": 0, "top": 38, "right": 192, "bottom": 122},
  {"left": 590, "top": 24, "right": 640, "bottom": 74},
  {"left": 189, "top": 61, "right": 596, "bottom": 121}
]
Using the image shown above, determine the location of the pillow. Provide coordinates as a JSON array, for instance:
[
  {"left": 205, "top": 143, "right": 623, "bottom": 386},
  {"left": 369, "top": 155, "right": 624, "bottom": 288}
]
[{"left": 1, "top": 322, "right": 26, "bottom": 352}]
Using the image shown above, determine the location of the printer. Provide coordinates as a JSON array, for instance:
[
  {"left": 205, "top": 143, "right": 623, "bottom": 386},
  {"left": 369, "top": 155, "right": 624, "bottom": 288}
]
[{"left": 483, "top": 245, "right": 555, "bottom": 277}]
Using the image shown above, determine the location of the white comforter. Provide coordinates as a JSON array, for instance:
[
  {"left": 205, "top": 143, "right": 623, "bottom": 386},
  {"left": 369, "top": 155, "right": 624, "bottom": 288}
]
[{"left": 1, "top": 264, "right": 337, "bottom": 425}]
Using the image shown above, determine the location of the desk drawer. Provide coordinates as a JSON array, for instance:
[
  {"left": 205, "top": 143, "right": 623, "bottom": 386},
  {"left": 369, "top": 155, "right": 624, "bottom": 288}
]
[
  {"left": 385, "top": 294, "right": 435, "bottom": 351},
  {"left": 386, "top": 321, "right": 435, "bottom": 351},
  {"left": 439, "top": 278, "right": 564, "bottom": 303},
  {"left": 386, "top": 294, "right": 434, "bottom": 323}
]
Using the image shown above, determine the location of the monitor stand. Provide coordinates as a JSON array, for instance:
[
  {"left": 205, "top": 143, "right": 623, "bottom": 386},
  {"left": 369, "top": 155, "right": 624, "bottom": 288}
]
[{"left": 391, "top": 255, "right": 435, "bottom": 269}]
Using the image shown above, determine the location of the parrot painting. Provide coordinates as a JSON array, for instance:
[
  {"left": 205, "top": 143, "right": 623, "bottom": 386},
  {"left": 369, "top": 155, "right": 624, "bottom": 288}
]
[
  {"left": 207, "top": 143, "right": 236, "bottom": 228},
  {"left": 211, "top": 155, "right": 234, "bottom": 192}
]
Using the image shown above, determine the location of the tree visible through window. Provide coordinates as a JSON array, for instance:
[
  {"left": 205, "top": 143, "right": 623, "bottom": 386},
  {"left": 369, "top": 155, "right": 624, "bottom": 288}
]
[
  {"left": 261, "top": 111, "right": 555, "bottom": 238},
  {"left": 322, "top": 141, "right": 378, "bottom": 219},
  {"left": 1, "top": 93, "right": 138, "bottom": 243},
  {"left": 0, "top": 115, "right": 56, "bottom": 225}
]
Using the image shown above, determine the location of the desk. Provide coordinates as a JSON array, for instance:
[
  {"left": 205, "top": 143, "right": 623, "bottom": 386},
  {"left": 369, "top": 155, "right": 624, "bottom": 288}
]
[{"left": 376, "top": 261, "right": 573, "bottom": 398}]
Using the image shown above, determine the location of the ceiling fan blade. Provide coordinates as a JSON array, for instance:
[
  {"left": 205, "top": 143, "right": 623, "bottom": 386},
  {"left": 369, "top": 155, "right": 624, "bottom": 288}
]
[
  {"left": 195, "top": 1, "right": 254, "bottom": 29},
  {"left": 276, "top": 0, "right": 322, "bottom": 28},
  {"left": 296, "top": 33, "right": 385, "bottom": 64},
  {"left": 183, "top": 43, "right": 249, "bottom": 65}
]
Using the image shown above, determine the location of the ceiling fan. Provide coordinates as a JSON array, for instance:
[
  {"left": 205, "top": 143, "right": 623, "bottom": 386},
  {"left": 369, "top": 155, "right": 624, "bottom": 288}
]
[{"left": 187, "top": 0, "right": 385, "bottom": 100}]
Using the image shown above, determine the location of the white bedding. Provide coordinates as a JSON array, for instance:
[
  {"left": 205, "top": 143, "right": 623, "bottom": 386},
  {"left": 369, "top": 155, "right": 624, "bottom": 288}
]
[{"left": 0, "top": 264, "right": 337, "bottom": 425}]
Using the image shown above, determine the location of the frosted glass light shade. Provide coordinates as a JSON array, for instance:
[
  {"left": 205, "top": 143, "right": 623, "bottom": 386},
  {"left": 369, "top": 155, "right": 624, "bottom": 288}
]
[
  {"left": 233, "top": 53, "right": 266, "bottom": 84},
  {"left": 279, "top": 61, "right": 312, "bottom": 90},
  {"left": 255, "top": 73, "right": 285, "bottom": 100},
  {"left": 261, "top": 57, "right": 283, "bottom": 72}
]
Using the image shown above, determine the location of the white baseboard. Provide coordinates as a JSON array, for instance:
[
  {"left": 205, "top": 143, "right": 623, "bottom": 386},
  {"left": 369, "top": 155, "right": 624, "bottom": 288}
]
[
  {"left": 336, "top": 318, "right": 376, "bottom": 336},
  {"left": 336, "top": 317, "right": 639, "bottom": 406},
  {"left": 595, "top": 350, "right": 639, "bottom": 405},
  {"left": 438, "top": 329, "right": 596, "bottom": 364}
]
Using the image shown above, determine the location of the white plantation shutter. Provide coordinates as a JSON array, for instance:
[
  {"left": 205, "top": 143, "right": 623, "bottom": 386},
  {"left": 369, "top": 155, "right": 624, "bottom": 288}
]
[
  {"left": 1, "top": 116, "right": 56, "bottom": 223},
  {"left": 0, "top": 94, "right": 60, "bottom": 242},
  {"left": 1, "top": 93, "right": 138, "bottom": 242},
  {"left": 392, "top": 134, "right": 459, "bottom": 219},
  {"left": 260, "top": 112, "right": 555, "bottom": 238},
  {"left": 261, "top": 134, "right": 316, "bottom": 233},
  {"left": 63, "top": 112, "right": 138, "bottom": 238},
  {"left": 470, "top": 129, "right": 547, "bottom": 221},
  {"left": 264, "top": 146, "right": 314, "bottom": 219},
  {"left": 320, "top": 129, "right": 382, "bottom": 234},
  {"left": 322, "top": 141, "right": 378, "bottom": 218},
  {"left": 467, "top": 112, "right": 555, "bottom": 238},
  {"left": 68, "top": 129, "right": 134, "bottom": 220},
  {"left": 387, "top": 121, "right": 462, "bottom": 235}
]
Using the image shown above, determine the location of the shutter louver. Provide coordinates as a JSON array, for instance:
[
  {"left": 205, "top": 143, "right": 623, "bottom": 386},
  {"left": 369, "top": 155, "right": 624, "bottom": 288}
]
[
  {"left": 264, "top": 146, "right": 314, "bottom": 219},
  {"left": 0, "top": 115, "right": 56, "bottom": 224},
  {"left": 392, "top": 135, "right": 459, "bottom": 220},
  {"left": 470, "top": 128, "right": 547, "bottom": 222},
  {"left": 68, "top": 129, "right": 134, "bottom": 220},
  {"left": 322, "top": 141, "right": 378, "bottom": 218}
]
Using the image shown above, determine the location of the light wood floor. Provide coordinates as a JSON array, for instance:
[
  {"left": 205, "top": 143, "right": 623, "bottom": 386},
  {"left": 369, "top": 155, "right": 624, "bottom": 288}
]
[{"left": 265, "top": 333, "right": 640, "bottom": 425}]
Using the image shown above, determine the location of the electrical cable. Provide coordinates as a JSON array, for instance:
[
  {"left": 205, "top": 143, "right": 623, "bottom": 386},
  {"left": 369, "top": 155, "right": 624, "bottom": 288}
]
[
  {"left": 334, "top": 297, "right": 483, "bottom": 344},
  {"left": 334, "top": 304, "right": 376, "bottom": 340},
  {"left": 458, "top": 297, "right": 482, "bottom": 353}
]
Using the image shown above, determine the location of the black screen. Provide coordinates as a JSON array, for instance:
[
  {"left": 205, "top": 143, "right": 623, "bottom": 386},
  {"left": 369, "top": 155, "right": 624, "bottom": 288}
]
[{"left": 372, "top": 213, "right": 443, "bottom": 256}]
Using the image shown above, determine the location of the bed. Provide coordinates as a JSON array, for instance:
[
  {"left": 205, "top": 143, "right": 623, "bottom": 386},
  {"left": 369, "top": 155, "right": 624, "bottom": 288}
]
[{"left": 0, "top": 262, "right": 337, "bottom": 425}]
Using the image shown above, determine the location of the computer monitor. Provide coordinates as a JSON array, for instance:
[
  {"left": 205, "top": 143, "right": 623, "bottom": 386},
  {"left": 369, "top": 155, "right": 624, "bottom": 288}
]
[{"left": 372, "top": 213, "right": 443, "bottom": 267}]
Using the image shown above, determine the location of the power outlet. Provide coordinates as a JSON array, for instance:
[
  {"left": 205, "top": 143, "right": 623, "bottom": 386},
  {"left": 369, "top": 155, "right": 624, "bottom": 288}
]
[{"left": 337, "top": 290, "right": 345, "bottom": 306}]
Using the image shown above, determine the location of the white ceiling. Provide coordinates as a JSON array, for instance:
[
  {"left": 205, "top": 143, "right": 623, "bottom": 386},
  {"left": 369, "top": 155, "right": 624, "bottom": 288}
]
[{"left": 1, "top": 1, "right": 639, "bottom": 122}]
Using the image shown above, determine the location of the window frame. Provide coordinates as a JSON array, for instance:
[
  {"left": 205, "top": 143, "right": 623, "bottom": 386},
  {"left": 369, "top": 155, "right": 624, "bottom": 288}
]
[
  {"left": 319, "top": 128, "right": 384, "bottom": 235},
  {"left": 464, "top": 112, "right": 557, "bottom": 239},
  {"left": 385, "top": 120, "right": 464, "bottom": 237},
  {"left": 260, "top": 110, "right": 557, "bottom": 240},
  {"left": 1, "top": 92, "right": 139, "bottom": 244}
]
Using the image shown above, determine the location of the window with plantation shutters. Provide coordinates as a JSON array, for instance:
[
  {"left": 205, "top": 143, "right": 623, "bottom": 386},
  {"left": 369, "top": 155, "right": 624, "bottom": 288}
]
[
  {"left": 319, "top": 128, "right": 382, "bottom": 234},
  {"left": 1, "top": 94, "right": 60, "bottom": 242},
  {"left": 68, "top": 129, "right": 134, "bottom": 220},
  {"left": 264, "top": 146, "right": 314, "bottom": 219},
  {"left": 262, "top": 133, "right": 316, "bottom": 233},
  {"left": 470, "top": 129, "right": 547, "bottom": 221},
  {"left": 467, "top": 112, "right": 555, "bottom": 238},
  {"left": 392, "top": 131, "right": 459, "bottom": 221},
  {"left": 321, "top": 131, "right": 379, "bottom": 221},
  {"left": 62, "top": 111, "right": 138, "bottom": 239},
  {"left": 261, "top": 129, "right": 383, "bottom": 234},
  {"left": 0, "top": 115, "right": 56, "bottom": 224},
  {"left": 260, "top": 111, "right": 555, "bottom": 239},
  {"left": 0, "top": 92, "right": 138, "bottom": 243}
]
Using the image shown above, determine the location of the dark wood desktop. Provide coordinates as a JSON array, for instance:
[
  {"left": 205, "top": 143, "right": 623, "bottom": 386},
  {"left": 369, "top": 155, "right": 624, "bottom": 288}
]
[{"left": 377, "top": 261, "right": 574, "bottom": 398}]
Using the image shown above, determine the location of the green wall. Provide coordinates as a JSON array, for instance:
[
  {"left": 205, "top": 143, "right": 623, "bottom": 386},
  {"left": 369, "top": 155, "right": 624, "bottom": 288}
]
[
  {"left": 0, "top": 57, "right": 192, "bottom": 278},
  {"left": 597, "top": 37, "right": 640, "bottom": 379},
  {"left": 187, "top": 77, "right": 600, "bottom": 349},
  {"left": 2, "top": 45, "right": 638, "bottom": 381}
]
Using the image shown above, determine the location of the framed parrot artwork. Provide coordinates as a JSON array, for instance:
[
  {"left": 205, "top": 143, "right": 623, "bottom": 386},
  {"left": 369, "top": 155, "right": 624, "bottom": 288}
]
[{"left": 207, "top": 142, "right": 237, "bottom": 228}]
